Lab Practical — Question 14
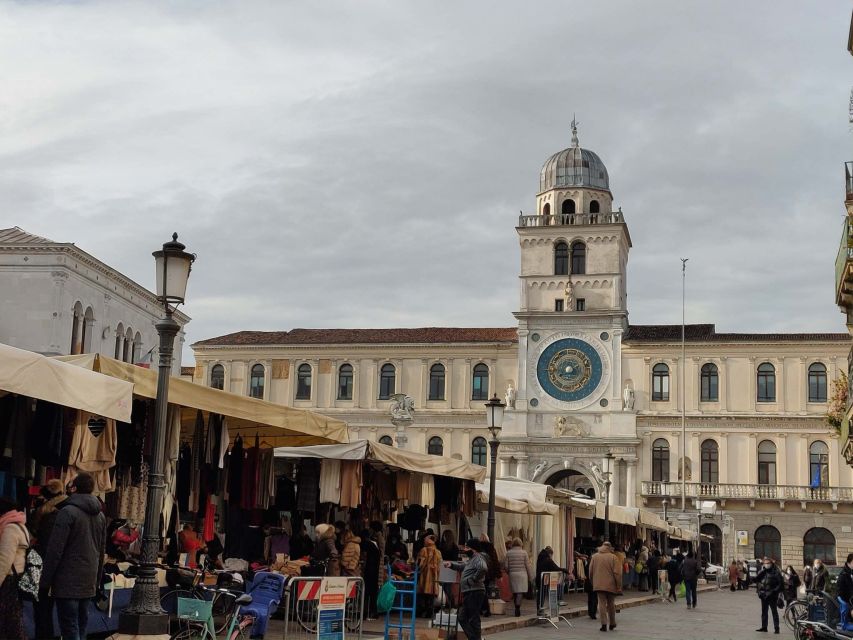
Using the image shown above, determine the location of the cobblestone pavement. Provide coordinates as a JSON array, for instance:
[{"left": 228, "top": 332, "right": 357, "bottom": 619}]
[{"left": 492, "top": 588, "right": 776, "bottom": 640}]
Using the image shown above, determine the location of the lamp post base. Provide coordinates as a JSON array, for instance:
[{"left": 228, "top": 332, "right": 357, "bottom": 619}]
[{"left": 117, "top": 612, "right": 170, "bottom": 636}]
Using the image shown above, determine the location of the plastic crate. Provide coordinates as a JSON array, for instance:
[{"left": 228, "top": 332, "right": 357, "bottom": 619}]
[{"left": 177, "top": 597, "right": 213, "bottom": 621}]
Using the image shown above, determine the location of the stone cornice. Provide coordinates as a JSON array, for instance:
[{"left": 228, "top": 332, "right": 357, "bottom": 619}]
[
  {"left": 193, "top": 343, "right": 517, "bottom": 356},
  {"left": 637, "top": 415, "right": 834, "bottom": 431}
]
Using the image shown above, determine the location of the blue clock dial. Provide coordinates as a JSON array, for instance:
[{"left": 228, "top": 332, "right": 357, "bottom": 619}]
[{"left": 537, "top": 338, "right": 603, "bottom": 402}]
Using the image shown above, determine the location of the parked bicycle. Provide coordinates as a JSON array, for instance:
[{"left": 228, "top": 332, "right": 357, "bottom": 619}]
[
  {"left": 160, "top": 561, "right": 243, "bottom": 636},
  {"left": 171, "top": 586, "right": 254, "bottom": 640}
]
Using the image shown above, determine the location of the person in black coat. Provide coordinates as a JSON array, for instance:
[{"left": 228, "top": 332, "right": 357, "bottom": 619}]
[
  {"left": 665, "top": 555, "right": 681, "bottom": 602},
  {"left": 39, "top": 473, "right": 106, "bottom": 640},
  {"left": 360, "top": 529, "right": 382, "bottom": 618},
  {"left": 755, "top": 558, "right": 783, "bottom": 633},
  {"left": 647, "top": 550, "right": 661, "bottom": 594}
]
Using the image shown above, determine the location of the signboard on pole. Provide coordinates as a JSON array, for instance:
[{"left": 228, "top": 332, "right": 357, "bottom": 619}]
[
  {"left": 544, "top": 571, "right": 561, "bottom": 623},
  {"left": 318, "top": 577, "right": 347, "bottom": 640}
]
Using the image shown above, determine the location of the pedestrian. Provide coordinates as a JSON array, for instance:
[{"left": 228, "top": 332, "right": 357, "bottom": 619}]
[
  {"left": 737, "top": 560, "right": 748, "bottom": 590},
  {"left": 503, "top": 538, "right": 534, "bottom": 617},
  {"left": 341, "top": 529, "right": 362, "bottom": 577},
  {"left": 837, "top": 553, "right": 853, "bottom": 632},
  {"left": 680, "top": 550, "right": 700, "bottom": 609},
  {"left": 755, "top": 556, "right": 783, "bottom": 633},
  {"left": 666, "top": 554, "right": 680, "bottom": 602},
  {"left": 311, "top": 523, "right": 340, "bottom": 576},
  {"left": 446, "top": 539, "right": 488, "bottom": 640},
  {"left": 813, "top": 558, "right": 829, "bottom": 592},
  {"left": 178, "top": 523, "right": 206, "bottom": 568},
  {"left": 783, "top": 566, "right": 801, "bottom": 604},
  {"left": 39, "top": 472, "right": 107, "bottom": 640},
  {"left": 583, "top": 553, "right": 598, "bottom": 619},
  {"left": 647, "top": 550, "right": 661, "bottom": 594},
  {"left": 417, "top": 535, "right": 442, "bottom": 618},
  {"left": 802, "top": 563, "right": 813, "bottom": 590},
  {"left": 290, "top": 524, "right": 313, "bottom": 560},
  {"left": 30, "top": 479, "right": 66, "bottom": 640},
  {"left": 386, "top": 532, "right": 409, "bottom": 562},
  {"left": 478, "top": 535, "right": 501, "bottom": 617},
  {"left": 369, "top": 521, "right": 385, "bottom": 562},
  {"left": 636, "top": 545, "right": 650, "bottom": 591},
  {"left": 729, "top": 560, "right": 739, "bottom": 592},
  {"left": 536, "top": 546, "right": 570, "bottom": 610},
  {"left": 359, "top": 529, "right": 381, "bottom": 619},
  {"left": 589, "top": 541, "right": 623, "bottom": 632},
  {"left": 439, "top": 529, "right": 460, "bottom": 562},
  {"left": 0, "top": 498, "right": 29, "bottom": 640}
]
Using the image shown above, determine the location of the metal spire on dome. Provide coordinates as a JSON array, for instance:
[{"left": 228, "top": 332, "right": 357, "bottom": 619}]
[{"left": 570, "top": 114, "right": 580, "bottom": 147}]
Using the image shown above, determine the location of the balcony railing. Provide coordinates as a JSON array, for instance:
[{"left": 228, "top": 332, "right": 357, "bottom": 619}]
[
  {"left": 517, "top": 211, "right": 624, "bottom": 228},
  {"left": 641, "top": 481, "right": 853, "bottom": 503},
  {"left": 835, "top": 216, "right": 853, "bottom": 306},
  {"left": 845, "top": 161, "right": 853, "bottom": 201}
]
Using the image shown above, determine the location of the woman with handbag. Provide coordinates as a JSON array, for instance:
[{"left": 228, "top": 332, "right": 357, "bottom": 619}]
[
  {"left": 503, "top": 538, "right": 534, "bottom": 617},
  {"left": 0, "top": 498, "right": 29, "bottom": 640}
]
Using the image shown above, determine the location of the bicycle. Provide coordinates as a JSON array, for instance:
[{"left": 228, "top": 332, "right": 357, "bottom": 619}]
[
  {"left": 783, "top": 592, "right": 815, "bottom": 631},
  {"left": 171, "top": 586, "right": 254, "bottom": 640},
  {"left": 160, "top": 562, "right": 238, "bottom": 636}
]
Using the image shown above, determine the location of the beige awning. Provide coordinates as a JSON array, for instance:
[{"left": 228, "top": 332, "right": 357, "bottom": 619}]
[
  {"left": 0, "top": 343, "right": 133, "bottom": 422},
  {"left": 475, "top": 478, "right": 559, "bottom": 515},
  {"left": 274, "top": 439, "right": 486, "bottom": 482},
  {"left": 594, "top": 502, "right": 638, "bottom": 526},
  {"left": 638, "top": 509, "right": 669, "bottom": 532},
  {"left": 668, "top": 525, "right": 691, "bottom": 541},
  {"left": 57, "top": 353, "right": 348, "bottom": 446}
]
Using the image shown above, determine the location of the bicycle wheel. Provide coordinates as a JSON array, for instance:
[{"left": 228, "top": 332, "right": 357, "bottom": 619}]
[
  {"left": 162, "top": 589, "right": 201, "bottom": 615},
  {"left": 784, "top": 601, "right": 809, "bottom": 630},
  {"left": 344, "top": 595, "right": 362, "bottom": 632},
  {"left": 171, "top": 622, "right": 213, "bottom": 640},
  {"left": 227, "top": 614, "right": 256, "bottom": 640}
]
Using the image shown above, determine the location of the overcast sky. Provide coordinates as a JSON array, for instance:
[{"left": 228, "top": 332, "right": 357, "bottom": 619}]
[{"left": 2, "top": 1, "right": 852, "bottom": 363}]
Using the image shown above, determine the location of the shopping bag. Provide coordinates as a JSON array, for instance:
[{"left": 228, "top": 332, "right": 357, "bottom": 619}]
[
  {"left": 676, "top": 581, "right": 686, "bottom": 598},
  {"left": 377, "top": 580, "right": 397, "bottom": 613}
]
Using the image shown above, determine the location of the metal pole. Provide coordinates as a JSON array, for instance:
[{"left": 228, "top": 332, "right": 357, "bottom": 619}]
[
  {"left": 486, "top": 435, "right": 500, "bottom": 543},
  {"left": 604, "top": 477, "right": 611, "bottom": 542},
  {"left": 119, "top": 311, "right": 179, "bottom": 635},
  {"left": 680, "top": 258, "right": 688, "bottom": 512}
]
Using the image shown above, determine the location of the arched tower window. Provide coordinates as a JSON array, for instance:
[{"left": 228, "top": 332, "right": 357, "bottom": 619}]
[
  {"left": 700, "top": 363, "right": 719, "bottom": 402},
  {"left": 758, "top": 440, "right": 777, "bottom": 485},
  {"left": 338, "top": 364, "right": 354, "bottom": 400},
  {"left": 296, "top": 363, "right": 312, "bottom": 399},
  {"left": 471, "top": 437, "right": 487, "bottom": 466},
  {"left": 652, "top": 363, "right": 670, "bottom": 401},
  {"left": 700, "top": 439, "right": 719, "bottom": 484},
  {"left": 570, "top": 241, "right": 586, "bottom": 275},
  {"left": 542, "top": 202, "right": 551, "bottom": 217},
  {"left": 428, "top": 436, "right": 444, "bottom": 456},
  {"left": 652, "top": 438, "right": 670, "bottom": 482},
  {"left": 429, "top": 363, "right": 445, "bottom": 400},
  {"left": 554, "top": 242, "right": 569, "bottom": 275},
  {"left": 589, "top": 199, "right": 600, "bottom": 213},
  {"left": 472, "top": 363, "right": 489, "bottom": 400},
  {"left": 379, "top": 363, "right": 396, "bottom": 400},
  {"left": 210, "top": 364, "right": 225, "bottom": 390},
  {"left": 249, "top": 364, "right": 265, "bottom": 399},
  {"left": 561, "top": 199, "right": 576, "bottom": 215},
  {"left": 757, "top": 363, "right": 776, "bottom": 402},
  {"left": 808, "top": 363, "right": 827, "bottom": 403},
  {"left": 379, "top": 435, "right": 393, "bottom": 446}
]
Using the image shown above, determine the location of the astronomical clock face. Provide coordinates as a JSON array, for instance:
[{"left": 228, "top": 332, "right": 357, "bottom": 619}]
[{"left": 533, "top": 334, "right": 609, "bottom": 408}]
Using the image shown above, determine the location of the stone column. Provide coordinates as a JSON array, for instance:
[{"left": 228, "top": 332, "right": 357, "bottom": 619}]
[
  {"left": 748, "top": 433, "right": 758, "bottom": 485},
  {"left": 776, "top": 433, "right": 788, "bottom": 485},
  {"left": 516, "top": 455, "right": 529, "bottom": 480},
  {"left": 797, "top": 434, "right": 809, "bottom": 486},
  {"left": 719, "top": 433, "right": 729, "bottom": 484},
  {"left": 608, "top": 456, "right": 618, "bottom": 507},
  {"left": 829, "top": 435, "right": 841, "bottom": 486},
  {"left": 799, "top": 357, "right": 808, "bottom": 415},
  {"left": 464, "top": 358, "right": 472, "bottom": 407},
  {"left": 612, "top": 330, "right": 623, "bottom": 405},
  {"left": 777, "top": 358, "right": 786, "bottom": 412},
  {"left": 419, "top": 359, "right": 428, "bottom": 408},
  {"left": 516, "top": 329, "right": 529, "bottom": 405},
  {"left": 719, "top": 357, "right": 728, "bottom": 413},
  {"left": 499, "top": 456, "right": 511, "bottom": 478},
  {"left": 670, "top": 431, "right": 681, "bottom": 484},
  {"left": 626, "top": 459, "right": 637, "bottom": 508}
]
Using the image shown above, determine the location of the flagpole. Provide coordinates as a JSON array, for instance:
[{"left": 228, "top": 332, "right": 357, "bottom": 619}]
[{"left": 680, "top": 258, "right": 688, "bottom": 512}]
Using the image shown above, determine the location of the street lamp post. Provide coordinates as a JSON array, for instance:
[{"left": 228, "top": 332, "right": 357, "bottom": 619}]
[
  {"left": 484, "top": 394, "right": 505, "bottom": 544},
  {"left": 662, "top": 497, "right": 670, "bottom": 552},
  {"left": 603, "top": 451, "right": 614, "bottom": 542},
  {"left": 120, "top": 234, "right": 194, "bottom": 637}
]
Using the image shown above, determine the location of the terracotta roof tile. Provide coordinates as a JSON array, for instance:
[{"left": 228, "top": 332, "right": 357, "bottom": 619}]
[
  {"left": 193, "top": 327, "right": 519, "bottom": 347},
  {"left": 624, "top": 324, "right": 849, "bottom": 343}
]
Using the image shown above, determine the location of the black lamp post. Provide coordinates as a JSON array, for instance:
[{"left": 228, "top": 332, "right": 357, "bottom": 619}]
[
  {"left": 662, "top": 497, "right": 670, "bottom": 552},
  {"left": 120, "top": 234, "right": 194, "bottom": 636},
  {"left": 603, "top": 451, "right": 614, "bottom": 542},
  {"left": 484, "top": 393, "right": 505, "bottom": 544}
]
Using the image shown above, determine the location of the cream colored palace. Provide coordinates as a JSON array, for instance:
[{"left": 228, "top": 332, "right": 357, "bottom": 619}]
[{"left": 192, "top": 123, "right": 852, "bottom": 568}]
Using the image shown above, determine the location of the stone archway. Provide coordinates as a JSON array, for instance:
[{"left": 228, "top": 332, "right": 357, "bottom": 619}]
[{"left": 544, "top": 467, "right": 599, "bottom": 498}]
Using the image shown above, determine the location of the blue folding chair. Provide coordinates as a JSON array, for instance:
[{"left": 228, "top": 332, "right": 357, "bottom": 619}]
[{"left": 241, "top": 571, "right": 286, "bottom": 638}]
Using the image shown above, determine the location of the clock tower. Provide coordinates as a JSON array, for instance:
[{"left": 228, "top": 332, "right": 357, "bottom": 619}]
[{"left": 501, "top": 121, "right": 638, "bottom": 502}]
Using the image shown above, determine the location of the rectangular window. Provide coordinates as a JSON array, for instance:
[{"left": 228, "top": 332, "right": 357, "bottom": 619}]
[
  {"left": 575, "top": 298, "right": 585, "bottom": 311},
  {"left": 554, "top": 299, "right": 564, "bottom": 312}
]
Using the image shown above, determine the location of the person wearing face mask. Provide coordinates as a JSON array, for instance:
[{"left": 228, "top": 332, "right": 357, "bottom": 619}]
[
  {"left": 755, "top": 557, "right": 783, "bottom": 634},
  {"left": 837, "top": 553, "right": 853, "bottom": 632},
  {"left": 445, "top": 539, "right": 488, "bottom": 640},
  {"left": 813, "top": 559, "right": 828, "bottom": 592},
  {"left": 783, "top": 566, "right": 801, "bottom": 605}
]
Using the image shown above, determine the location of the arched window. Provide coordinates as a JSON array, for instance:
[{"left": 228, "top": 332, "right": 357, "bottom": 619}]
[
  {"left": 561, "top": 199, "right": 576, "bottom": 215},
  {"left": 652, "top": 438, "right": 670, "bottom": 482},
  {"left": 70, "top": 302, "right": 83, "bottom": 354},
  {"left": 757, "top": 363, "right": 776, "bottom": 402},
  {"left": 589, "top": 199, "right": 600, "bottom": 214},
  {"left": 570, "top": 241, "right": 586, "bottom": 275},
  {"left": 379, "top": 435, "right": 393, "bottom": 446},
  {"left": 652, "top": 363, "right": 670, "bottom": 401},
  {"left": 296, "top": 363, "right": 312, "bottom": 400},
  {"left": 754, "top": 525, "right": 781, "bottom": 564},
  {"left": 700, "top": 363, "right": 719, "bottom": 402},
  {"left": 808, "top": 363, "right": 828, "bottom": 403},
  {"left": 471, "top": 437, "right": 487, "bottom": 466},
  {"left": 114, "top": 322, "right": 124, "bottom": 359},
  {"left": 123, "top": 327, "right": 133, "bottom": 362},
  {"left": 132, "top": 332, "right": 142, "bottom": 364},
  {"left": 249, "top": 364, "right": 265, "bottom": 399},
  {"left": 210, "top": 364, "right": 225, "bottom": 390},
  {"left": 809, "top": 440, "right": 829, "bottom": 488},
  {"left": 472, "top": 363, "right": 489, "bottom": 400},
  {"left": 700, "top": 439, "right": 719, "bottom": 484},
  {"left": 338, "top": 363, "right": 354, "bottom": 400},
  {"left": 429, "top": 363, "right": 445, "bottom": 400},
  {"left": 542, "top": 202, "right": 551, "bottom": 217},
  {"left": 554, "top": 242, "right": 569, "bottom": 275},
  {"left": 758, "top": 440, "right": 777, "bottom": 485},
  {"left": 379, "top": 363, "right": 396, "bottom": 400},
  {"left": 428, "top": 436, "right": 443, "bottom": 456},
  {"left": 81, "top": 306, "right": 95, "bottom": 354},
  {"left": 803, "top": 527, "right": 836, "bottom": 565}
]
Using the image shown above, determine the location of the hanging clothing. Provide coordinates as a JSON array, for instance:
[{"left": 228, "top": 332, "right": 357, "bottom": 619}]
[
  {"left": 177, "top": 443, "right": 192, "bottom": 512},
  {"left": 227, "top": 435, "right": 244, "bottom": 507},
  {"left": 241, "top": 438, "right": 260, "bottom": 509},
  {"left": 117, "top": 463, "right": 148, "bottom": 524},
  {"left": 30, "top": 400, "right": 65, "bottom": 467},
  {"left": 274, "top": 476, "right": 296, "bottom": 511},
  {"left": 319, "top": 459, "right": 342, "bottom": 504},
  {"left": 217, "top": 418, "right": 229, "bottom": 469},
  {"left": 66, "top": 411, "right": 117, "bottom": 493},
  {"left": 340, "top": 460, "right": 362, "bottom": 508},
  {"left": 189, "top": 411, "right": 205, "bottom": 513},
  {"left": 396, "top": 471, "right": 411, "bottom": 503},
  {"left": 3, "top": 395, "right": 32, "bottom": 478},
  {"left": 297, "top": 459, "right": 320, "bottom": 512},
  {"left": 202, "top": 496, "right": 216, "bottom": 542}
]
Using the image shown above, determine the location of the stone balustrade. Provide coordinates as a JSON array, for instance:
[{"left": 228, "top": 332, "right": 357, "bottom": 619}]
[
  {"left": 517, "top": 211, "right": 624, "bottom": 228},
  {"left": 641, "top": 480, "right": 853, "bottom": 503}
]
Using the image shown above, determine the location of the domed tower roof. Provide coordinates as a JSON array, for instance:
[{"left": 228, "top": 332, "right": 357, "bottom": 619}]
[{"left": 539, "top": 119, "right": 610, "bottom": 194}]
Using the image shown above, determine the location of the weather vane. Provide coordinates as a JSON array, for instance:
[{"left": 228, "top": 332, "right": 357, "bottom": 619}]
[{"left": 571, "top": 113, "right": 580, "bottom": 147}]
